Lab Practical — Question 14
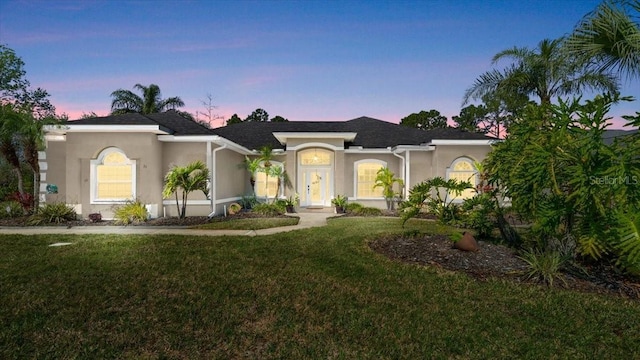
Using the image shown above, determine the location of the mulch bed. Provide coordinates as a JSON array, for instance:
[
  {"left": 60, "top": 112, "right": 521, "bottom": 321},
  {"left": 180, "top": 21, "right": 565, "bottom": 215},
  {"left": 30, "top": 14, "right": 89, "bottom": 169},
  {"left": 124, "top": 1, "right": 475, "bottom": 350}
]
[{"left": 369, "top": 233, "right": 640, "bottom": 300}]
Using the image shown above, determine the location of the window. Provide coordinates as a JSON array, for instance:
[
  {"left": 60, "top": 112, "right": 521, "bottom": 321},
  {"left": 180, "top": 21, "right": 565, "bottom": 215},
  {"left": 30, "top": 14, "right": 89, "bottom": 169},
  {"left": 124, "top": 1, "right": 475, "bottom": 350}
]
[
  {"left": 446, "top": 157, "right": 477, "bottom": 201},
  {"left": 355, "top": 160, "right": 386, "bottom": 198},
  {"left": 91, "top": 147, "right": 136, "bottom": 203},
  {"left": 255, "top": 161, "right": 282, "bottom": 199}
]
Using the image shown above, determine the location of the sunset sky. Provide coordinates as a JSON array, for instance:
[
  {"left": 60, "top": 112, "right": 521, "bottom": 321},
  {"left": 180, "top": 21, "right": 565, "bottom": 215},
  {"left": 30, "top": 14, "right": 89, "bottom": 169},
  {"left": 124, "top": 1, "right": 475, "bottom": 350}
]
[{"left": 1, "top": 0, "right": 638, "bottom": 128}]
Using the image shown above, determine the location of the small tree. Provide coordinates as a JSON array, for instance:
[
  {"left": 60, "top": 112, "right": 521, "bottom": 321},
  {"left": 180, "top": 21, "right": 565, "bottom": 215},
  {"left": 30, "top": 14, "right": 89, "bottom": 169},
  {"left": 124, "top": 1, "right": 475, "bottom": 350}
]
[
  {"left": 373, "top": 167, "right": 404, "bottom": 210},
  {"left": 400, "top": 177, "right": 472, "bottom": 226},
  {"left": 162, "top": 160, "right": 209, "bottom": 219}
]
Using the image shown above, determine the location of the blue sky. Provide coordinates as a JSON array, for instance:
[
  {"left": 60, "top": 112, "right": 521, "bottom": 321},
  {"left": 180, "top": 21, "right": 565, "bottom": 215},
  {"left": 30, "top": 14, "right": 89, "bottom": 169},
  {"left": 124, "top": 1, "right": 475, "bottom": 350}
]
[{"left": 1, "top": 0, "right": 638, "bottom": 127}]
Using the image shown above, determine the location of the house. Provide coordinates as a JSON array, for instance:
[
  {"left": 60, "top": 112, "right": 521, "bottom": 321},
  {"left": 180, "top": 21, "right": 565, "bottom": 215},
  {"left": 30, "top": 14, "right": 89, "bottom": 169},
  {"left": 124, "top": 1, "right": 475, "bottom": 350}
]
[{"left": 42, "top": 111, "right": 494, "bottom": 218}]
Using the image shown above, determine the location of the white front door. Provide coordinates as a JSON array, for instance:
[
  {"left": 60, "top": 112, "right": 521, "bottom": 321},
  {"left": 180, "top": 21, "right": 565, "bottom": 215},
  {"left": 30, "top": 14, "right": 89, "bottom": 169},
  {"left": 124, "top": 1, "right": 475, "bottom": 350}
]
[{"left": 303, "top": 168, "right": 328, "bottom": 206}]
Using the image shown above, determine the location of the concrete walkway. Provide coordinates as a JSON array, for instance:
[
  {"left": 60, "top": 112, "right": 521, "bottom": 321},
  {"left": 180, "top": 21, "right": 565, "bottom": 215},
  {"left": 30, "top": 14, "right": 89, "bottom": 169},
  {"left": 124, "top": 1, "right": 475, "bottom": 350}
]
[{"left": 0, "top": 210, "right": 341, "bottom": 237}]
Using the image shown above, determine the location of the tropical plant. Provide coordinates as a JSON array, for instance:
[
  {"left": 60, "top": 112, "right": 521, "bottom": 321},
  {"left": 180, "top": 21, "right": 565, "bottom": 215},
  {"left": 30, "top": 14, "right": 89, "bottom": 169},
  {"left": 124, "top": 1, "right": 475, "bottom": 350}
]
[
  {"left": 331, "top": 195, "right": 348, "bottom": 208},
  {"left": 268, "top": 163, "right": 292, "bottom": 204},
  {"left": 27, "top": 202, "right": 76, "bottom": 225},
  {"left": 519, "top": 248, "right": 568, "bottom": 287},
  {"left": 463, "top": 38, "right": 619, "bottom": 107},
  {"left": 113, "top": 200, "right": 148, "bottom": 225},
  {"left": 242, "top": 156, "right": 262, "bottom": 193},
  {"left": 373, "top": 167, "right": 404, "bottom": 210},
  {"left": 0, "top": 200, "right": 24, "bottom": 219},
  {"left": 110, "top": 83, "right": 185, "bottom": 115},
  {"left": 485, "top": 94, "right": 640, "bottom": 272},
  {"left": 566, "top": 0, "right": 640, "bottom": 80},
  {"left": 163, "top": 160, "right": 210, "bottom": 219},
  {"left": 400, "top": 177, "right": 472, "bottom": 226},
  {"left": 239, "top": 193, "right": 258, "bottom": 210}
]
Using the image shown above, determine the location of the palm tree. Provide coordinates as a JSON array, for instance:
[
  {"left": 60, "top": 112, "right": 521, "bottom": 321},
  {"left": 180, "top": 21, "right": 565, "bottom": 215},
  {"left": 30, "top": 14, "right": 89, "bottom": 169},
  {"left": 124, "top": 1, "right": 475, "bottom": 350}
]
[
  {"left": 373, "top": 167, "right": 404, "bottom": 210},
  {"left": 242, "top": 155, "right": 262, "bottom": 194},
  {"left": 110, "top": 83, "right": 185, "bottom": 115},
  {"left": 162, "top": 160, "right": 209, "bottom": 219},
  {"left": 566, "top": 0, "right": 640, "bottom": 80},
  {"left": 463, "top": 38, "right": 619, "bottom": 106}
]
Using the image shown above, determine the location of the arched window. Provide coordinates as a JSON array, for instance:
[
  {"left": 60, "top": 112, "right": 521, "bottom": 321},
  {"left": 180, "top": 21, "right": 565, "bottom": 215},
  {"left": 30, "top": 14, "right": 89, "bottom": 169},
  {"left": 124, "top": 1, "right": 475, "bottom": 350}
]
[
  {"left": 255, "top": 161, "right": 283, "bottom": 199},
  {"left": 355, "top": 160, "right": 386, "bottom": 198},
  {"left": 90, "top": 147, "right": 136, "bottom": 203},
  {"left": 446, "top": 157, "right": 477, "bottom": 201}
]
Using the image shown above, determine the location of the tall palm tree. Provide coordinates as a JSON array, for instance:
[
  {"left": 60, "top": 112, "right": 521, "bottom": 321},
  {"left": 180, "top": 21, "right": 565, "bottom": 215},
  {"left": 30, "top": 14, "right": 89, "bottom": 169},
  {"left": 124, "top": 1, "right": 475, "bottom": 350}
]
[
  {"left": 110, "top": 83, "right": 185, "bottom": 115},
  {"left": 566, "top": 0, "right": 640, "bottom": 80},
  {"left": 463, "top": 38, "right": 619, "bottom": 106},
  {"left": 162, "top": 160, "right": 209, "bottom": 219}
]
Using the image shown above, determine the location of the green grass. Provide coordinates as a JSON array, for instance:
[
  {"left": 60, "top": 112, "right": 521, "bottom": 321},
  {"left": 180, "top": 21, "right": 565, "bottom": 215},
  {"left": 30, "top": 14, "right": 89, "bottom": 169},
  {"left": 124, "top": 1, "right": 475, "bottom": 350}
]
[
  {"left": 195, "top": 216, "right": 299, "bottom": 230},
  {"left": 2, "top": 218, "right": 640, "bottom": 358}
]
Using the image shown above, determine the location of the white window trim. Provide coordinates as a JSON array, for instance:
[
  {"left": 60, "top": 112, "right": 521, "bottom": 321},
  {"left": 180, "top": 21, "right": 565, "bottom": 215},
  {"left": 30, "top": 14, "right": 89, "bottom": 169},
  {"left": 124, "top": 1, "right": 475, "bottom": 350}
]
[
  {"left": 445, "top": 157, "right": 478, "bottom": 203},
  {"left": 354, "top": 159, "right": 387, "bottom": 200},
  {"left": 90, "top": 147, "right": 137, "bottom": 204}
]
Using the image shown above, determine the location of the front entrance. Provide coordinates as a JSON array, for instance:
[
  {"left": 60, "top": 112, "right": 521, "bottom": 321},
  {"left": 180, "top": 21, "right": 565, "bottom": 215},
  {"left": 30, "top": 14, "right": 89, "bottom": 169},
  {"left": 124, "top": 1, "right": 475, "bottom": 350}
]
[
  {"left": 303, "top": 168, "right": 329, "bottom": 206},
  {"left": 298, "top": 148, "right": 333, "bottom": 207}
]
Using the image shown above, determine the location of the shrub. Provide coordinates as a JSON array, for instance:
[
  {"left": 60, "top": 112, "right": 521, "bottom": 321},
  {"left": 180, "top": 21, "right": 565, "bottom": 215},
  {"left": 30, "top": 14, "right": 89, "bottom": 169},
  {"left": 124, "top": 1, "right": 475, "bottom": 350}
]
[
  {"left": 27, "top": 202, "right": 77, "bottom": 225},
  {"left": 88, "top": 213, "right": 102, "bottom": 223},
  {"left": 113, "top": 200, "right": 148, "bottom": 225},
  {"left": 345, "top": 202, "right": 363, "bottom": 214},
  {"left": 252, "top": 202, "right": 285, "bottom": 216},
  {"left": 518, "top": 249, "right": 568, "bottom": 287},
  {"left": 461, "top": 193, "right": 496, "bottom": 239},
  {"left": 0, "top": 201, "right": 24, "bottom": 219},
  {"left": 8, "top": 192, "right": 33, "bottom": 213},
  {"left": 355, "top": 207, "right": 383, "bottom": 217},
  {"left": 239, "top": 193, "right": 258, "bottom": 210}
]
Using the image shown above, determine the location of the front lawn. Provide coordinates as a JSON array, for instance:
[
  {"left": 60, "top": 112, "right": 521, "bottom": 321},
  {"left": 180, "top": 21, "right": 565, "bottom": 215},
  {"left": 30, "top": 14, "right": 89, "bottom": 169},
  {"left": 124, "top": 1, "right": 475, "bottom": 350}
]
[
  {"left": 1, "top": 218, "right": 639, "bottom": 358},
  {"left": 195, "top": 216, "right": 299, "bottom": 230}
]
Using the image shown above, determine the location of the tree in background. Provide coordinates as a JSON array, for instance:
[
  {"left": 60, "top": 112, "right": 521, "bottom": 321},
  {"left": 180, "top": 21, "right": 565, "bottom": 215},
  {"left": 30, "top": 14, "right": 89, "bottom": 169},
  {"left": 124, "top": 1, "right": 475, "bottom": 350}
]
[
  {"left": 454, "top": 91, "right": 530, "bottom": 137},
  {"left": 226, "top": 114, "right": 243, "bottom": 126},
  {"left": 463, "top": 38, "right": 619, "bottom": 107},
  {"left": 270, "top": 115, "right": 289, "bottom": 122},
  {"left": 245, "top": 108, "right": 269, "bottom": 122},
  {"left": 110, "top": 83, "right": 185, "bottom": 115},
  {"left": 162, "top": 160, "right": 209, "bottom": 219},
  {"left": 400, "top": 109, "right": 448, "bottom": 130},
  {"left": 0, "top": 44, "right": 63, "bottom": 211},
  {"left": 195, "top": 93, "right": 224, "bottom": 128},
  {"left": 566, "top": 0, "right": 640, "bottom": 80}
]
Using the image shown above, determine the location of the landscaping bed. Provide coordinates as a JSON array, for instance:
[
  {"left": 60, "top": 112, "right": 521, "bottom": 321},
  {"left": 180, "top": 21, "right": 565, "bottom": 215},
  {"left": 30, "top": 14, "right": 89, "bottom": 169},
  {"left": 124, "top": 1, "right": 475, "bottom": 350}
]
[{"left": 370, "top": 232, "right": 640, "bottom": 300}]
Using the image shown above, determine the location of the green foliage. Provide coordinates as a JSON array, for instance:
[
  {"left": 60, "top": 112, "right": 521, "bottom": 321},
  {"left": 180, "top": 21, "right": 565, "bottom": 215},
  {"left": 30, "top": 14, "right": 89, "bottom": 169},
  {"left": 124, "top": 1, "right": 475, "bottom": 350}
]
[
  {"left": 226, "top": 113, "right": 243, "bottom": 126},
  {"left": 113, "top": 200, "right": 148, "bottom": 225},
  {"left": 400, "top": 176, "right": 472, "bottom": 226},
  {"left": 464, "top": 38, "right": 618, "bottom": 106},
  {"left": 399, "top": 109, "right": 448, "bottom": 130},
  {"left": 614, "top": 211, "right": 640, "bottom": 273},
  {"left": 245, "top": 108, "right": 269, "bottom": 122},
  {"left": 373, "top": 167, "right": 403, "bottom": 210},
  {"left": 27, "top": 202, "right": 76, "bottom": 225},
  {"left": 252, "top": 202, "right": 285, "bottom": 216},
  {"left": 356, "top": 207, "right": 383, "bottom": 216},
  {"left": 518, "top": 249, "right": 568, "bottom": 287},
  {"left": 0, "top": 201, "right": 24, "bottom": 219},
  {"left": 486, "top": 95, "right": 640, "bottom": 271},
  {"left": 461, "top": 193, "right": 496, "bottom": 239},
  {"left": 566, "top": 0, "right": 640, "bottom": 79},
  {"left": 239, "top": 193, "right": 258, "bottom": 210},
  {"left": 163, "top": 160, "right": 209, "bottom": 219},
  {"left": 110, "top": 83, "right": 185, "bottom": 115},
  {"left": 344, "top": 202, "right": 363, "bottom": 213},
  {"left": 331, "top": 194, "right": 348, "bottom": 208}
]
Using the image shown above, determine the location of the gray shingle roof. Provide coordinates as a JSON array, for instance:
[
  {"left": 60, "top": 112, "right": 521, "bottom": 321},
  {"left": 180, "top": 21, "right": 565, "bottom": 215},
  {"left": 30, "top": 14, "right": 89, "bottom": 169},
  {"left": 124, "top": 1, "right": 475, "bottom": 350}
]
[
  {"left": 68, "top": 110, "right": 214, "bottom": 136},
  {"left": 212, "top": 116, "right": 490, "bottom": 150},
  {"left": 69, "top": 113, "right": 490, "bottom": 149}
]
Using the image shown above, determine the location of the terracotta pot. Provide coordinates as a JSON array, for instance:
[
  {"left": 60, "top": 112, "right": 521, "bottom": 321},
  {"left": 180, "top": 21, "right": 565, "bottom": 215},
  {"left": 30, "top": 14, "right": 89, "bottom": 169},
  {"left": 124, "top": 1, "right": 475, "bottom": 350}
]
[{"left": 454, "top": 232, "right": 479, "bottom": 252}]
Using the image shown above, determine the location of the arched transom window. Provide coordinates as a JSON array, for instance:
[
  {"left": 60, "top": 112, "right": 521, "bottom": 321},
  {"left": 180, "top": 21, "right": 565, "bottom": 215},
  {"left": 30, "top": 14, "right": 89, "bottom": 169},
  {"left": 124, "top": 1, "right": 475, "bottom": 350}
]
[
  {"left": 91, "top": 147, "right": 136, "bottom": 203},
  {"left": 446, "top": 157, "right": 477, "bottom": 201}
]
